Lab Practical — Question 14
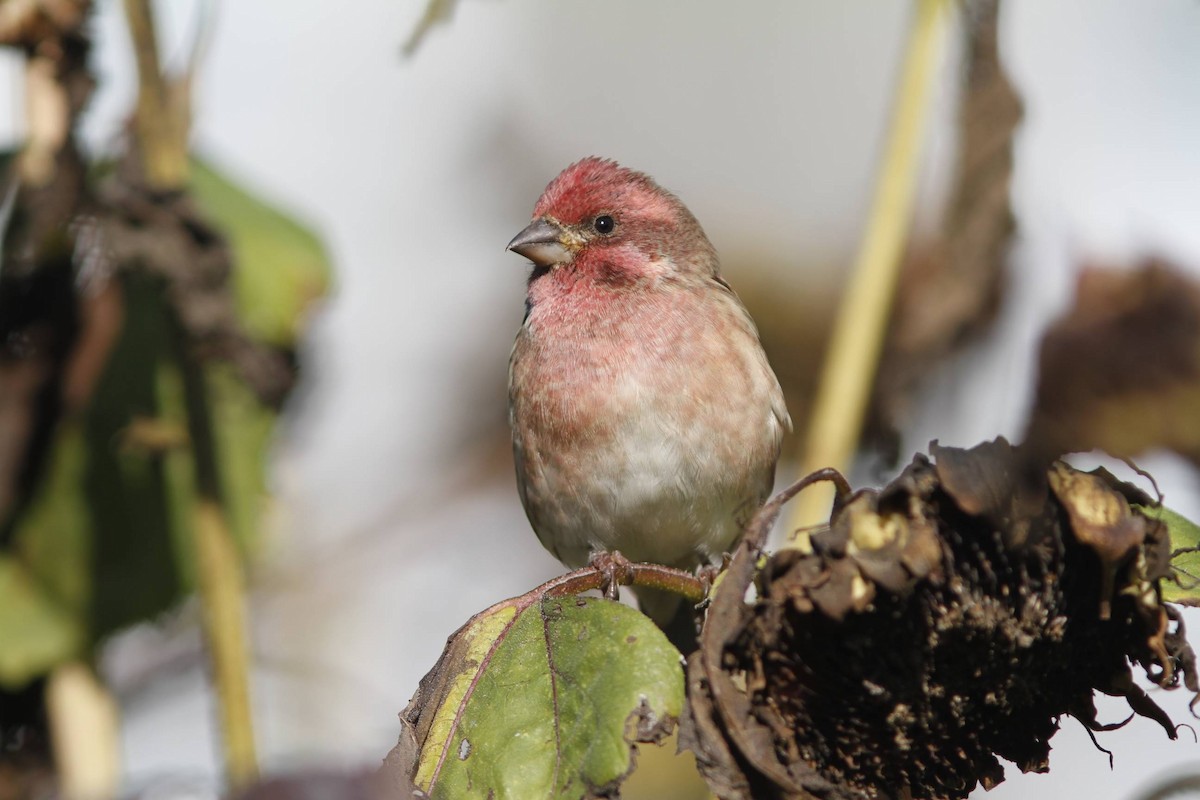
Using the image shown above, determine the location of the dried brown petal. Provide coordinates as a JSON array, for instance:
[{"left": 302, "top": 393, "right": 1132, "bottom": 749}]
[{"left": 867, "top": 0, "right": 1020, "bottom": 458}]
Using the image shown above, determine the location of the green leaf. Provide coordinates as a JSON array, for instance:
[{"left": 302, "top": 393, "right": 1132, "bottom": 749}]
[
  {"left": 5, "top": 272, "right": 281, "bottom": 681},
  {"left": 1137, "top": 504, "right": 1200, "bottom": 602},
  {"left": 3, "top": 275, "right": 185, "bottom": 683},
  {"left": 0, "top": 558, "right": 84, "bottom": 688},
  {"left": 80, "top": 276, "right": 187, "bottom": 639},
  {"left": 1, "top": 158, "right": 323, "bottom": 686},
  {"left": 10, "top": 421, "right": 93, "bottom": 625},
  {"left": 159, "top": 361, "right": 275, "bottom": 585},
  {"left": 406, "top": 595, "right": 684, "bottom": 800},
  {"left": 188, "top": 158, "right": 332, "bottom": 348}
]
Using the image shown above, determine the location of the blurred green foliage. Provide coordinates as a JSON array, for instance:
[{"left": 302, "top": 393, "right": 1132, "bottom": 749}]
[
  {"left": 1137, "top": 504, "right": 1200, "bottom": 603},
  {"left": 0, "top": 164, "right": 330, "bottom": 690},
  {"left": 190, "top": 158, "right": 332, "bottom": 348}
]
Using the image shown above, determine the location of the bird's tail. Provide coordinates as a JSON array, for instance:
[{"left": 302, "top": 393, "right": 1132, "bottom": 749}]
[{"left": 635, "top": 585, "right": 700, "bottom": 655}]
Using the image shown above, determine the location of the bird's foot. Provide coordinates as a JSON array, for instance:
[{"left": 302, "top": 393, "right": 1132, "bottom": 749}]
[
  {"left": 694, "top": 554, "right": 734, "bottom": 604},
  {"left": 696, "top": 553, "right": 733, "bottom": 590},
  {"left": 695, "top": 564, "right": 721, "bottom": 593},
  {"left": 589, "top": 550, "right": 635, "bottom": 601}
]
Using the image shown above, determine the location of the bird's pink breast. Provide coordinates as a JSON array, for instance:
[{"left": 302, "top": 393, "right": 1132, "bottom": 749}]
[{"left": 509, "top": 270, "right": 782, "bottom": 569}]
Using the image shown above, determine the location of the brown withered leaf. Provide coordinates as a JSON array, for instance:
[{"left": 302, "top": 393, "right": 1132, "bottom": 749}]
[
  {"left": 684, "top": 441, "right": 1198, "bottom": 800},
  {"left": 868, "top": 0, "right": 1021, "bottom": 458},
  {"left": 1024, "top": 261, "right": 1200, "bottom": 467},
  {"left": 0, "top": 0, "right": 89, "bottom": 49},
  {"left": 99, "top": 180, "right": 294, "bottom": 407}
]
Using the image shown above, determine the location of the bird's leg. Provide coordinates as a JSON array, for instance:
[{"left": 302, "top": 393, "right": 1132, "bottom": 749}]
[
  {"left": 693, "top": 555, "right": 734, "bottom": 611},
  {"left": 588, "top": 550, "right": 634, "bottom": 601}
]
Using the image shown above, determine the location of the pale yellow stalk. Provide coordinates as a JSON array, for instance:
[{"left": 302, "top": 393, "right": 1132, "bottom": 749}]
[{"left": 786, "top": 0, "right": 952, "bottom": 547}]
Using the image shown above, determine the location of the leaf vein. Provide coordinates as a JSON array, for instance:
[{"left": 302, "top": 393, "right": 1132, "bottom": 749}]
[{"left": 541, "top": 598, "right": 563, "bottom": 796}]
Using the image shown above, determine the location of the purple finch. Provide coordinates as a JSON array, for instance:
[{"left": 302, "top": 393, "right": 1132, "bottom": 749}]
[{"left": 506, "top": 158, "right": 790, "bottom": 647}]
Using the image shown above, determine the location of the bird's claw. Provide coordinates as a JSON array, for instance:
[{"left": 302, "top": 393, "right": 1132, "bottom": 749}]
[
  {"left": 589, "top": 550, "right": 634, "bottom": 601},
  {"left": 694, "top": 554, "right": 734, "bottom": 606},
  {"left": 695, "top": 563, "right": 722, "bottom": 593}
]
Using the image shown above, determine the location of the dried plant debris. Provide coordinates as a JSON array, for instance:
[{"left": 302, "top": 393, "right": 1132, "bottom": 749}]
[
  {"left": 99, "top": 174, "right": 295, "bottom": 407},
  {"left": 867, "top": 0, "right": 1020, "bottom": 457},
  {"left": 0, "top": 0, "right": 90, "bottom": 48},
  {"left": 1025, "top": 261, "right": 1200, "bottom": 468},
  {"left": 685, "top": 439, "right": 1198, "bottom": 800}
]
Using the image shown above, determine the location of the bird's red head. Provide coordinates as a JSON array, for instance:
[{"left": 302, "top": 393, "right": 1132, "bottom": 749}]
[
  {"left": 532, "top": 158, "right": 677, "bottom": 228},
  {"left": 507, "top": 158, "right": 717, "bottom": 281}
]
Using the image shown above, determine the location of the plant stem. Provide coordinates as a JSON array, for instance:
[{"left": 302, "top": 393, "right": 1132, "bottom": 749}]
[
  {"left": 193, "top": 499, "right": 259, "bottom": 787},
  {"left": 122, "top": 0, "right": 256, "bottom": 782},
  {"left": 173, "top": 330, "right": 258, "bottom": 788},
  {"left": 785, "top": 0, "right": 951, "bottom": 546},
  {"left": 123, "top": 0, "right": 189, "bottom": 190},
  {"left": 45, "top": 663, "right": 120, "bottom": 800}
]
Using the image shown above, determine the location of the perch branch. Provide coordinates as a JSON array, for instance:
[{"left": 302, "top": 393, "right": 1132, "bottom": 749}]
[{"left": 536, "top": 561, "right": 708, "bottom": 606}]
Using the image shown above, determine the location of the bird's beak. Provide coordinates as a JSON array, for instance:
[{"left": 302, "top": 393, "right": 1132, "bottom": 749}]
[{"left": 506, "top": 217, "right": 576, "bottom": 267}]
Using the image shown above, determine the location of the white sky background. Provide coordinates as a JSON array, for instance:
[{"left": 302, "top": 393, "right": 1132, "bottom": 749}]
[{"left": 2, "top": 1, "right": 1200, "bottom": 797}]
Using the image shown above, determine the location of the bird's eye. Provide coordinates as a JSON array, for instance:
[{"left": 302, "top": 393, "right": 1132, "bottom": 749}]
[{"left": 593, "top": 215, "right": 616, "bottom": 235}]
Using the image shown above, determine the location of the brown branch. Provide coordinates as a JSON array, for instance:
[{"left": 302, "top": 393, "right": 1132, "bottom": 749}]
[{"left": 534, "top": 561, "right": 708, "bottom": 606}]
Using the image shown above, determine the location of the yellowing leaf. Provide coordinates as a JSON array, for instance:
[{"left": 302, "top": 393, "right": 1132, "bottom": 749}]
[
  {"left": 402, "top": 595, "right": 684, "bottom": 800},
  {"left": 412, "top": 603, "right": 519, "bottom": 790}
]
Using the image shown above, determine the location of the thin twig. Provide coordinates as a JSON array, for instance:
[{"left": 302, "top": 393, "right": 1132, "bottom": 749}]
[
  {"left": 173, "top": 318, "right": 259, "bottom": 788},
  {"left": 122, "top": 0, "right": 256, "bottom": 783},
  {"left": 193, "top": 500, "right": 259, "bottom": 787},
  {"left": 401, "top": 0, "right": 458, "bottom": 57},
  {"left": 1122, "top": 457, "right": 1164, "bottom": 504},
  {"left": 785, "top": 0, "right": 951, "bottom": 545},
  {"left": 534, "top": 561, "right": 708, "bottom": 606},
  {"left": 123, "top": 0, "right": 188, "bottom": 189}
]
